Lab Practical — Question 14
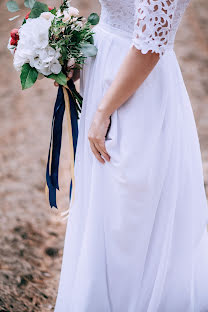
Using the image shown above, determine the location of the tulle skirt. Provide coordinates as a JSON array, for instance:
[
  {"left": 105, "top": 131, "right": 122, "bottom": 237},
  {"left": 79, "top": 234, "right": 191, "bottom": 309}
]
[{"left": 54, "top": 22, "right": 208, "bottom": 312}]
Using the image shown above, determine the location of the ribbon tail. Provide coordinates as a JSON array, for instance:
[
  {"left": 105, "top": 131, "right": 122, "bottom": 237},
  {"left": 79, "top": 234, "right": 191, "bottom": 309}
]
[
  {"left": 46, "top": 86, "right": 65, "bottom": 208},
  {"left": 45, "top": 79, "right": 79, "bottom": 210},
  {"left": 66, "top": 80, "right": 79, "bottom": 201},
  {"left": 63, "top": 83, "right": 78, "bottom": 205}
]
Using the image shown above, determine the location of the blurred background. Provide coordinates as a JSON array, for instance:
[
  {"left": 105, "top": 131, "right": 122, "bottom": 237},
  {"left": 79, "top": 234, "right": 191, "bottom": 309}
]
[{"left": 0, "top": 0, "right": 208, "bottom": 311}]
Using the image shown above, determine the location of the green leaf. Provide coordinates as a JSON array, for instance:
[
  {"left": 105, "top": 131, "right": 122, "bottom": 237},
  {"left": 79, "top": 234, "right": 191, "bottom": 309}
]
[
  {"left": 20, "top": 64, "right": 38, "bottom": 90},
  {"left": 9, "top": 15, "right": 20, "bottom": 21},
  {"left": 80, "top": 43, "right": 98, "bottom": 57},
  {"left": 50, "top": 8, "right": 57, "bottom": 15},
  {"left": 88, "top": 36, "right": 94, "bottom": 44},
  {"left": 6, "top": 0, "right": 19, "bottom": 13},
  {"left": 24, "top": 0, "right": 36, "bottom": 9},
  {"left": 48, "top": 72, "right": 67, "bottom": 86},
  {"left": 87, "top": 13, "right": 99, "bottom": 25},
  {"left": 29, "top": 1, "right": 49, "bottom": 18}
]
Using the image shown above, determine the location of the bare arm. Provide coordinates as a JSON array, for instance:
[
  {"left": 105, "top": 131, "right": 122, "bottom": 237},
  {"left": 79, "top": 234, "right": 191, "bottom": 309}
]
[
  {"left": 88, "top": 0, "right": 176, "bottom": 163},
  {"left": 88, "top": 46, "right": 159, "bottom": 163},
  {"left": 97, "top": 46, "right": 159, "bottom": 118}
]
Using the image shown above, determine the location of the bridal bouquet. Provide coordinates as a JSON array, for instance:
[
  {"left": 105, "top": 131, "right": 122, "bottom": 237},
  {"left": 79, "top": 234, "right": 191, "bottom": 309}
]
[
  {"left": 7, "top": 0, "right": 99, "bottom": 112},
  {"left": 7, "top": 0, "right": 99, "bottom": 87},
  {"left": 7, "top": 0, "right": 99, "bottom": 209}
]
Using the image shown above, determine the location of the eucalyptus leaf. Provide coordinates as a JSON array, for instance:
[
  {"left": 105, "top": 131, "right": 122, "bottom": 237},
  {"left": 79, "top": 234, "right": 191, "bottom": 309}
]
[
  {"left": 48, "top": 72, "right": 67, "bottom": 86},
  {"left": 24, "top": 0, "right": 36, "bottom": 9},
  {"left": 9, "top": 15, "right": 20, "bottom": 21},
  {"left": 87, "top": 13, "right": 99, "bottom": 26},
  {"left": 29, "top": 1, "right": 49, "bottom": 18},
  {"left": 20, "top": 64, "right": 38, "bottom": 90},
  {"left": 80, "top": 43, "right": 98, "bottom": 57},
  {"left": 6, "top": 0, "right": 19, "bottom": 13}
]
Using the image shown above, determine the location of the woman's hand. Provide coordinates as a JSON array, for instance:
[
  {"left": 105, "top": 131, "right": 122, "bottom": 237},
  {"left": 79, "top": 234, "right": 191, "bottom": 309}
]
[
  {"left": 54, "top": 68, "right": 80, "bottom": 87},
  {"left": 88, "top": 110, "right": 111, "bottom": 164}
]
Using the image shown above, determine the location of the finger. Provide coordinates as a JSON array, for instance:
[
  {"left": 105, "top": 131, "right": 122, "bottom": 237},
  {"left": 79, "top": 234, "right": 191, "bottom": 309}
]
[
  {"left": 95, "top": 142, "right": 110, "bottom": 162},
  {"left": 90, "top": 141, "right": 105, "bottom": 164},
  {"left": 98, "top": 141, "right": 110, "bottom": 161},
  {"left": 54, "top": 81, "right": 59, "bottom": 87},
  {"left": 67, "top": 69, "right": 74, "bottom": 79}
]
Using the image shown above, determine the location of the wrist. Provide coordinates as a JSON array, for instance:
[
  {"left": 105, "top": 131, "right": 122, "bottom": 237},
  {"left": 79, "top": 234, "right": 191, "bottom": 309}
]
[
  {"left": 97, "top": 100, "right": 112, "bottom": 119},
  {"left": 97, "top": 107, "right": 110, "bottom": 118}
]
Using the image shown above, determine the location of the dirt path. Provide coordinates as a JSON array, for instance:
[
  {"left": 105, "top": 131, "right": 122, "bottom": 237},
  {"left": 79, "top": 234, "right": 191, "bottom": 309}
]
[{"left": 0, "top": 1, "right": 207, "bottom": 311}]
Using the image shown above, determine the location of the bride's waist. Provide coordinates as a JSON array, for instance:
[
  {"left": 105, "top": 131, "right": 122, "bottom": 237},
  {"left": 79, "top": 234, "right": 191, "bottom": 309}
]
[
  {"left": 94, "top": 20, "right": 175, "bottom": 56},
  {"left": 95, "top": 20, "right": 133, "bottom": 40}
]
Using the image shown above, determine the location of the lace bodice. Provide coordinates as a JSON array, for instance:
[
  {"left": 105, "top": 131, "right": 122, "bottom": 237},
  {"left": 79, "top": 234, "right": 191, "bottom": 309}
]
[{"left": 99, "top": 0, "right": 191, "bottom": 56}]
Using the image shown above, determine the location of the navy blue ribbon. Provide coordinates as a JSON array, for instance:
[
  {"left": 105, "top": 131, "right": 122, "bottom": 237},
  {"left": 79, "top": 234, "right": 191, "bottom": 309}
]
[{"left": 46, "top": 79, "right": 79, "bottom": 208}]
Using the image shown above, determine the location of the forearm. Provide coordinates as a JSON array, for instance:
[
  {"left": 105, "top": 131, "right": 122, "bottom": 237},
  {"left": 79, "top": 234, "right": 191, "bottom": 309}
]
[{"left": 98, "top": 45, "right": 159, "bottom": 117}]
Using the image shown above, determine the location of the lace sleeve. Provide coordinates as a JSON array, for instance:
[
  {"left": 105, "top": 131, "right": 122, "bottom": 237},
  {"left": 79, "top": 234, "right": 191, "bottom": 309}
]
[{"left": 132, "top": 0, "right": 177, "bottom": 56}]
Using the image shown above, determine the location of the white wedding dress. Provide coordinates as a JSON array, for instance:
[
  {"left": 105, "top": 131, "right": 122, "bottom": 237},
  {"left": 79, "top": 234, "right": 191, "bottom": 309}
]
[{"left": 54, "top": 0, "right": 208, "bottom": 311}]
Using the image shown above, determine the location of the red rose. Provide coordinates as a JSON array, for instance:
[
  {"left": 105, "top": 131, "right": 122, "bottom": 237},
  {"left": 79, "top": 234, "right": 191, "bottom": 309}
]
[
  {"left": 10, "top": 29, "right": 19, "bottom": 45},
  {"left": 25, "top": 11, "right": 30, "bottom": 19},
  {"left": 48, "top": 7, "right": 54, "bottom": 11},
  {"left": 10, "top": 37, "right": 18, "bottom": 46}
]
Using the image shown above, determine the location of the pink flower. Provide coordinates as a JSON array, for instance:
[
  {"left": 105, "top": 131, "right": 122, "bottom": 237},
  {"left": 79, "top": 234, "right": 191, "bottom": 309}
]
[{"left": 68, "top": 7, "right": 79, "bottom": 17}]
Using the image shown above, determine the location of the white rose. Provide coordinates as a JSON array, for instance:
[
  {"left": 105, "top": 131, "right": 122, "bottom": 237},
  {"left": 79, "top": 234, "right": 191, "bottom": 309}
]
[
  {"left": 34, "top": 23, "right": 50, "bottom": 49},
  {"left": 50, "top": 59, "right": 62, "bottom": 74},
  {"left": 46, "top": 46, "right": 61, "bottom": 59},
  {"left": 29, "top": 55, "right": 39, "bottom": 69},
  {"left": 13, "top": 50, "right": 26, "bottom": 71},
  {"left": 13, "top": 45, "right": 34, "bottom": 71},
  {"left": 29, "top": 54, "right": 43, "bottom": 71},
  {"left": 39, "top": 64, "right": 52, "bottom": 76},
  {"left": 62, "top": 12, "right": 71, "bottom": 23},
  {"left": 19, "top": 17, "right": 51, "bottom": 49},
  {"left": 31, "top": 60, "right": 50, "bottom": 76},
  {"left": 12, "top": 16, "right": 61, "bottom": 76},
  {"left": 40, "top": 12, "right": 55, "bottom": 22},
  {"left": 67, "top": 7, "right": 79, "bottom": 17}
]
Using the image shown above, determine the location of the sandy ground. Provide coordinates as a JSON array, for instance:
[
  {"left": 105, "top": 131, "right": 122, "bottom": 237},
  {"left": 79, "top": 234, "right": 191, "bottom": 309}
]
[{"left": 0, "top": 0, "right": 207, "bottom": 311}]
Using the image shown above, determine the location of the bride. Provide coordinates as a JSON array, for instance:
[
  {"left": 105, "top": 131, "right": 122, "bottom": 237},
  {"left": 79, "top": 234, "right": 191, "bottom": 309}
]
[{"left": 54, "top": 0, "right": 208, "bottom": 311}]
